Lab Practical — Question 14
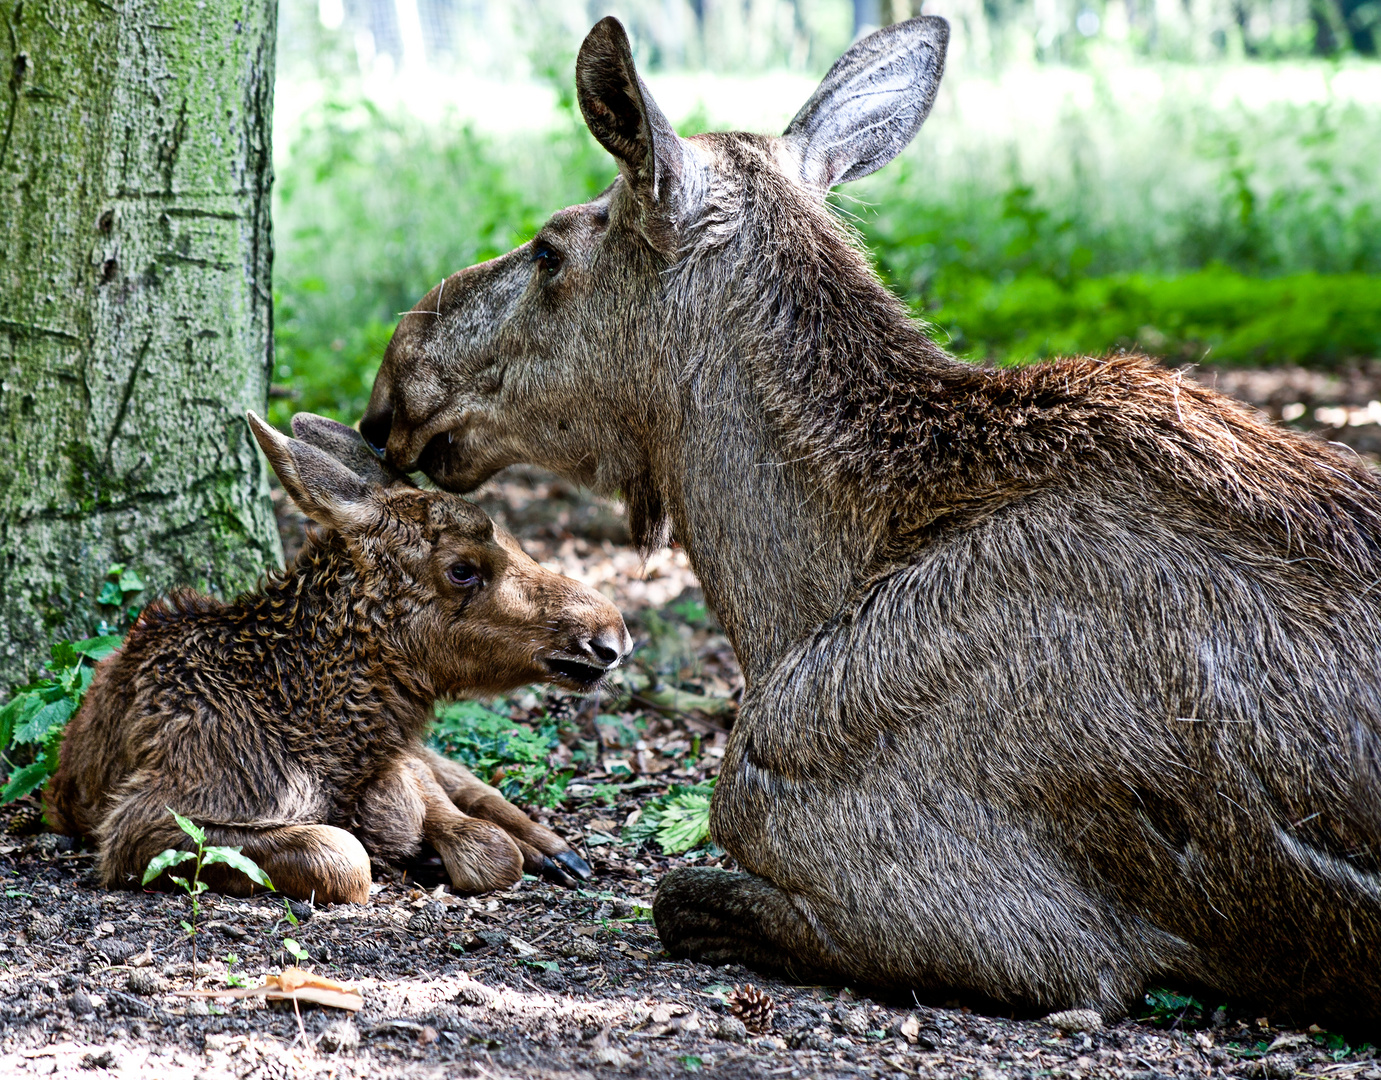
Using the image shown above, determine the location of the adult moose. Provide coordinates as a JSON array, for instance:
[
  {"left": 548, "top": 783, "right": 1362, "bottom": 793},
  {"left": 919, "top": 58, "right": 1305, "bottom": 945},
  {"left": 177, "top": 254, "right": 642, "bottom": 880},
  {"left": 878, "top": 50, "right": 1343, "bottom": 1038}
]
[{"left": 362, "top": 17, "right": 1381, "bottom": 1024}]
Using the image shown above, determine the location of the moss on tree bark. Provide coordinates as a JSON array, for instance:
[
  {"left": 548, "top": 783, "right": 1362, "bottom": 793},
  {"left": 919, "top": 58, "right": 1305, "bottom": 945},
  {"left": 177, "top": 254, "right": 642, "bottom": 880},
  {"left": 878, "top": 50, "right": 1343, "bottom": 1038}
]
[{"left": 0, "top": 0, "right": 282, "bottom": 685}]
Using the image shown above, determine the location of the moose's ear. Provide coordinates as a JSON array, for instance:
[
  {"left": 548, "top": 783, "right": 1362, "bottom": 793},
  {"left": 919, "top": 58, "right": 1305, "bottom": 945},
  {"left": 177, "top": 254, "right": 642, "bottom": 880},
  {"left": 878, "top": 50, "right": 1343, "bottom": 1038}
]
[
  {"left": 576, "top": 17, "right": 702, "bottom": 251},
  {"left": 289, "top": 412, "right": 416, "bottom": 489},
  {"left": 247, "top": 411, "right": 375, "bottom": 532},
  {"left": 782, "top": 16, "right": 949, "bottom": 192}
]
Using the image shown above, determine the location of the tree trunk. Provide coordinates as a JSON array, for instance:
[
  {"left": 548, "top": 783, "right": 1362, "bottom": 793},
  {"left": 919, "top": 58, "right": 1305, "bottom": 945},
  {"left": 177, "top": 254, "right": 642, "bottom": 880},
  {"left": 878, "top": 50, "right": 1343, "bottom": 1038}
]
[{"left": 0, "top": 0, "right": 282, "bottom": 686}]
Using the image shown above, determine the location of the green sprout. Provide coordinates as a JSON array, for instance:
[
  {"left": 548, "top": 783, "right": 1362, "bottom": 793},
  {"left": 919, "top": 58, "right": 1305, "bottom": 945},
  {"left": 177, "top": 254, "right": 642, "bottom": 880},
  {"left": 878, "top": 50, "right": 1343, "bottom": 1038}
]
[
  {"left": 142, "top": 809, "right": 273, "bottom": 978},
  {"left": 283, "top": 938, "right": 309, "bottom": 964}
]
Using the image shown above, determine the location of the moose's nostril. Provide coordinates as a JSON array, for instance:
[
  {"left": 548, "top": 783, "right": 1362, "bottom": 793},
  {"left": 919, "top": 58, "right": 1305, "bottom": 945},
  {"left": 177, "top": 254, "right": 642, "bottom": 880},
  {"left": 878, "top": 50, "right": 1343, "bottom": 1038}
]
[
  {"left": 359, "top": 406, "right": 393, "bottom": 456},
  {"left": 587, "top": 630, "right": 626, "bottom": 667}
]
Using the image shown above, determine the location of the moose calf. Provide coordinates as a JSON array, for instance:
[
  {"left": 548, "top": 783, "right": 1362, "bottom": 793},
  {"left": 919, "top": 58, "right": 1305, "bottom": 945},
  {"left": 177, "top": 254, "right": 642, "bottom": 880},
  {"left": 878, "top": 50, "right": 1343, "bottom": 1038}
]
[{"left": 45, "top": 413, "right": 630, "bottom": 902}]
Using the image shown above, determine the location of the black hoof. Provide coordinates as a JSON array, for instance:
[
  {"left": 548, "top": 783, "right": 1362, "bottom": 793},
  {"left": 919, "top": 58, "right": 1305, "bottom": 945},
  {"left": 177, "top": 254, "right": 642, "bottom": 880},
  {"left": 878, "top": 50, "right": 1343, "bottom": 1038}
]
[
  {"left": 537, "top": 856, "right": 578, "bottom": 887},
  {"left": 546, "top": 849, "right": 593, "bottom": 886}
]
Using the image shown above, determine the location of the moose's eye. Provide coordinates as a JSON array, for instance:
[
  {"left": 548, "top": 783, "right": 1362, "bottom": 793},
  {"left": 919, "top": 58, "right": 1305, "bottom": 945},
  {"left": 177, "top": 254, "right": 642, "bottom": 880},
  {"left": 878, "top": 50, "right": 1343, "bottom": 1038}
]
[
  {"left": 446, "top": 563, "right": 481, "bottom": 588},
  {"left": 532, "top": 242, "right": 563, "bottom": 277}
]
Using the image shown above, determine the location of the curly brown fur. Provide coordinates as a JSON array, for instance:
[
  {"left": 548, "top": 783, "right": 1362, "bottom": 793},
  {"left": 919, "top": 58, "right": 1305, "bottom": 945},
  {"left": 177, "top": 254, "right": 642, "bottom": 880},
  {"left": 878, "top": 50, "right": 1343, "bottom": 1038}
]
[
  {"left": 46, "top": 414, "right": 629, "bottom": 901},
  {"left": 360, "top": 18, "right": 1381, "bottom": 1027}
]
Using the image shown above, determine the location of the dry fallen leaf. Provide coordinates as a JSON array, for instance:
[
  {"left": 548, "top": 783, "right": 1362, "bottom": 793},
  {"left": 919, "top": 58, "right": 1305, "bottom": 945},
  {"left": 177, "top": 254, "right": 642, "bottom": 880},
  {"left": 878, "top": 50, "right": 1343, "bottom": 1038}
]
[{"left": 174, "top": 966, "right": 363, "bottom": 1012}]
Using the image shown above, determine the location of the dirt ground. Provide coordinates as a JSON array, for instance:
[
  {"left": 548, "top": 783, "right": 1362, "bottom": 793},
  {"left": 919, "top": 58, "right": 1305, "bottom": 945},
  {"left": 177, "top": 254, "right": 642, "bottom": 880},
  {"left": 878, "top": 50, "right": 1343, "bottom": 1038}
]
[{"left": 3, "top": 362, "right": 1381, "bottom": 1079}]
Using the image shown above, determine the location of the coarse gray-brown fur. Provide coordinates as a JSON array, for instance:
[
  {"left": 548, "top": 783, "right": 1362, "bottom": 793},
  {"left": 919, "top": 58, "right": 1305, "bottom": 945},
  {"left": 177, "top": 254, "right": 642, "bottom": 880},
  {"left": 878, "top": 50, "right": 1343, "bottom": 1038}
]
[
  {"left": 360, "top": 17, "right": 1381, "bottom": 1026},
  {"left": 46, "top": 414, "right": 630, "bottom": 903}
]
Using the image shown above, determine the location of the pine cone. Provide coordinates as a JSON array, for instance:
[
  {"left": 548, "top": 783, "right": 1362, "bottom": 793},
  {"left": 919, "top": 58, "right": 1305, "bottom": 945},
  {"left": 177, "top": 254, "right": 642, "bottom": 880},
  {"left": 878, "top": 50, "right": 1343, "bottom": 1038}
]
[
  {"left": 6, "top": 803, "right": 43, "bottom": 836},
  {"left": 727, "top": 983, "right": 774, "bottom": 1034},
  {"left": 406, "top": 902, "right": 446, "bottom": 935}
]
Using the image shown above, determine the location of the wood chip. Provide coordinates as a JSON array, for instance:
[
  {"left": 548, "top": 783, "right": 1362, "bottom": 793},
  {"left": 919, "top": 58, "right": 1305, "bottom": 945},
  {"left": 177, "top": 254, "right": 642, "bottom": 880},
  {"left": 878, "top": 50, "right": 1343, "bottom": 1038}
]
[{"left": 173, "top": 966, "right": 362, "bottom": 1011}]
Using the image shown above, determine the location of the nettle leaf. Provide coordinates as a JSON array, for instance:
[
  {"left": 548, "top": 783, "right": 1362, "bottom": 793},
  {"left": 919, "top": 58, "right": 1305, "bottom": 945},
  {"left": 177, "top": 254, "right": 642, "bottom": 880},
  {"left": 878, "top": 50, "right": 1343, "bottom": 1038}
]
[
  {"left": 0, "top": 692, "right": 44, "bottom": 749},
  {"left": 169, "top": 808, "right": 205, "bottom": 846},
  {"left": 623, "top": 782, "right": 716, "bottom": 855},
  {"left": 0, "top": 761, "right": 52, "bottom": 804},
  {"left": 202, "top": 846, "right": 274, "bottom": 890},
  {"left": 49, "top": 640, "right": 80, "bottom": 671},
  {"left": 96, "top": 581, "right": 123, "bottom": 606},
  {"left": 13, "top": 697, "right": 76, "bottom": 745},
  {"left": 73, "top": 635, "right": 124, "bottom": 662},
  {"left": 117, "top": 568, "right": 144, "bottom": 593},
  {"left": 35, "top": 682, "right": 66, "bottom": 704}
]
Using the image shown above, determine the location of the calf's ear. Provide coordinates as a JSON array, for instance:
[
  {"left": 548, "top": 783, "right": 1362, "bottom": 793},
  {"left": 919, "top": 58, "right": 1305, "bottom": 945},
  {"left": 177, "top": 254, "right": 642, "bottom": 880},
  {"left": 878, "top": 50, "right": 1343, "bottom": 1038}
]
[
  {"left": 289, "top": 412, "right": 416, "bottom": 489},
  {"left": 576, "top": 17, "right": 704, "bottom": 252},
  {"left": 783, "top": 16, "right": 949, "bottom": 192},
  {"left": 247, "top": 411, "right": 376, "bottom": 533}
]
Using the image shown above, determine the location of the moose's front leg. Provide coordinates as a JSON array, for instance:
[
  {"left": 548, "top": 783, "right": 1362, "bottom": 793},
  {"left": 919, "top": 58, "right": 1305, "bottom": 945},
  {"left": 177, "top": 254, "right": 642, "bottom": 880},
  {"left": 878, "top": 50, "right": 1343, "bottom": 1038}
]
[
  {"left": 654, "top": 569, "right": 1151, "bottom": 1015},
  {"left": 653, "top": 867, "right": 848, "bottom": 984},
  {"left": 359, "top": 758, "right": 523, "bottom": 894}
]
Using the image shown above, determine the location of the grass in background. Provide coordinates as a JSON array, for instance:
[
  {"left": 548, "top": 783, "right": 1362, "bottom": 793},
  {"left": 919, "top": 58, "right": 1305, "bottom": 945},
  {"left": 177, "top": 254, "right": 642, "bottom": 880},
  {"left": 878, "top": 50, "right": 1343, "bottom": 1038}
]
[
  {"left": 271, "top": 63, "right": 1381, "bottom": 426},
  {"left": 855, "top": 75, "right": 1381, "bottom": 365}
]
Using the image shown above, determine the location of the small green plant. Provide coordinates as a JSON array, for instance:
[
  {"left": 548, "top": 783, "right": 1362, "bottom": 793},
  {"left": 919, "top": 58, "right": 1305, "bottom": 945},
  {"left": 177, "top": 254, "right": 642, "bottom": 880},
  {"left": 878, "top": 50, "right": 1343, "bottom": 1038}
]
[
  {"left": 225, "top": 953, "right": 249, "bottom": 987},
  {"left": 142, "top": 809, "right": 273, "bottom": 976},
  {"left": 0, "top": 564, "right": 145, "bottom": 804},
  {"left": 283, "top": 938, "right": 309, "bottom": 964},
  {"left": 589, "top": 783, "right": 621, "bottom": 806},
  {"left": 623, "top": 782, "right": 715, "bottom": 855},
  {"left": 95, "top": 563, "right": 145, "bottom": 629},
  {"left": 0, "top": 634, "right": 123, "bottom": 803},
  {"left": 1139, "top": 987, "right": 1205, "bottom": 1027},
  {"left": 431, "top": 699, "right": 573, "bottom": 808},
  {"left": 678, "top": 1055, "right": 704, "bottom": 1073}
]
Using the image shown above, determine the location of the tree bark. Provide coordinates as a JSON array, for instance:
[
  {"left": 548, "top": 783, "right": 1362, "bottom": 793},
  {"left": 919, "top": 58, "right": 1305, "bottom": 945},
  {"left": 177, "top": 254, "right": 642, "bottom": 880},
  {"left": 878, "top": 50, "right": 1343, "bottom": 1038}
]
[{"left": 0, "top": 0, "right": 282, "bottom": 685}]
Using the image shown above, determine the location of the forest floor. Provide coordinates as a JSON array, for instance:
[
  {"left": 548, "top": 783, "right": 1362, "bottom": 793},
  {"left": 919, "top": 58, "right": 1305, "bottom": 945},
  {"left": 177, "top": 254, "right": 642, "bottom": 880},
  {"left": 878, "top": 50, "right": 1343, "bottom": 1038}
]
[{"left": 2, "top": 362, "right": 1381, "bottom": 1079}]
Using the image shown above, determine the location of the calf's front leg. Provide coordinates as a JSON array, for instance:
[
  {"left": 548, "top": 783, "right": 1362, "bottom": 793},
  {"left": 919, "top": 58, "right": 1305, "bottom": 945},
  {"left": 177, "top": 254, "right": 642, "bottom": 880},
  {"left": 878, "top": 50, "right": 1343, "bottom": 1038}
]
[
  {"left": 359, "top": 757, "right": 524, "bottom": 893},
  {"left": 417, "top": 747, "right": 592, "bottom": 885}
]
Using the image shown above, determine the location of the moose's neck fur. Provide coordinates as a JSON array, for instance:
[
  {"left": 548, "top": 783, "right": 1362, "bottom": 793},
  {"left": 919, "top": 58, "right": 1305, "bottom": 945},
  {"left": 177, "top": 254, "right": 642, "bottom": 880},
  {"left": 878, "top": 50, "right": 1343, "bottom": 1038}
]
[
  {"left": 653, "top": 135, "right": 1381, "bottom": 682},
  {"left": 136, "top": 532, "right": 436, "bottom": 746}
]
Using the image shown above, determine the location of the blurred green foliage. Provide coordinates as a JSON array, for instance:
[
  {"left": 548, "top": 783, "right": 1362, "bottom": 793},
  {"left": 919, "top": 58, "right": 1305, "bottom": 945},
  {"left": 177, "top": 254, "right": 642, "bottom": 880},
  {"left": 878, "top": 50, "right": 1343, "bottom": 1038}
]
[
  {"left": 926, "top": 270, "right": 1381, "bottom": 366},
  {"left": 271, "top": 99, "right": 613, "bottom": 426},
  {"left": 272, "top": 71, "right": 1381, "bottom": 427}
]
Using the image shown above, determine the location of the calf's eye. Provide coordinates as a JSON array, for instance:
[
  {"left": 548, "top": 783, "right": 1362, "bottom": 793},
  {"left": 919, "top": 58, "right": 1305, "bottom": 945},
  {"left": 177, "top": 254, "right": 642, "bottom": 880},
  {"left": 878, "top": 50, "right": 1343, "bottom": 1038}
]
[{"left": 447, "top": 563, "right": 481, "bottom": 588}]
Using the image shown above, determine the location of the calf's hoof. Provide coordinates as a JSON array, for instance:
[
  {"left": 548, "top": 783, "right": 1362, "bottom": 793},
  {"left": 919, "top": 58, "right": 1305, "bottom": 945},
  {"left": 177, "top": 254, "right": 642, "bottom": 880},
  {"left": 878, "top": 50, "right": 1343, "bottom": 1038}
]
[
  {"left": 246, "top": 824, "right": 372, "bottom": 905},
  {"left": 539, "top": 850, "right": 593, "bottom": 887},
  {"left": 435, "top": 818, "right": 524, "bottom": 894}
]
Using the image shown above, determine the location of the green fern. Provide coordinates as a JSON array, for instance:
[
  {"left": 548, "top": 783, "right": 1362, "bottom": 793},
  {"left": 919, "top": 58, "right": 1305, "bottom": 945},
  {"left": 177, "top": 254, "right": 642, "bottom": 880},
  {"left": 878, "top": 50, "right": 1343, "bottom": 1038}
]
[{"left": 624, "top": 782, "right": 715, "bottom": 855}]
